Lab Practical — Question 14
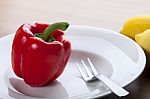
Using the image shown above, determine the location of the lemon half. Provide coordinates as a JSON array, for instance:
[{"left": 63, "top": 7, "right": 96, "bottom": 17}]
[
  {"left": 135, "top": 29, "right": 150, "bottom": 54},
  {"left": 120, "top": 16, "right": 150, "bottom": 40}
]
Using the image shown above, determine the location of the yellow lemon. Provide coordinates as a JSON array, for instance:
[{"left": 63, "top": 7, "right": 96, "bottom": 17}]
[
  {"left": 135, "top": 29, "right": 150, "bottom": 55},
  {"left": 120, "top": 16, "right": 150, "bottom": 40}
]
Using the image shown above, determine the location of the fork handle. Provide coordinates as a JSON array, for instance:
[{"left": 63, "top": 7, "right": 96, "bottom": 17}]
[{"left": 96, "top": 75, "right": 129, "bottom": 97}]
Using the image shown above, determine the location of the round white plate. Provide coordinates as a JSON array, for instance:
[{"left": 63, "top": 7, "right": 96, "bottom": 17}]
[{"left": 0, "top": 25, "right": 146, "bottom": 99}]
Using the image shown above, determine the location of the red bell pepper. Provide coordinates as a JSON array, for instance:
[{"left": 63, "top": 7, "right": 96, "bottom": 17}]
[{"left": 11, "top": 22, "right": 71, "bottom": 87}]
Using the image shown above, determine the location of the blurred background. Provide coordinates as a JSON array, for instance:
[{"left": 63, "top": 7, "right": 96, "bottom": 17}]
[{"left": 0, "top": 0, "right": 150, "bottom": 37}]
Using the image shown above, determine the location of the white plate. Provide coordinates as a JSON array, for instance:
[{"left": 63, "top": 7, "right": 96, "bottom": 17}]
[{"left": 0, "top": 25, "right": 146, "bottom": 99}]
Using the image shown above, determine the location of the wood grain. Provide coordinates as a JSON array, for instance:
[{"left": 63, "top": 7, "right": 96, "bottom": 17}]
[
  {"left": 1, "top": 0, "right": 150, "bottom": 37},
  {"left": 1, "top": 0, "right": 150, "bottom": 99}
]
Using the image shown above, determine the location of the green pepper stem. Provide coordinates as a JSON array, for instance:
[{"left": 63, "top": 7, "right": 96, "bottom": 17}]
[{"left": 41, "top": 22, "right": 69, "bottom": 42}]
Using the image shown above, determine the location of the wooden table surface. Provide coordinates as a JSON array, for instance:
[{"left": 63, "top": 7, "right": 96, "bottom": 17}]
[{"left": 1, "top": 0, "right": 150, "bottom": 99}]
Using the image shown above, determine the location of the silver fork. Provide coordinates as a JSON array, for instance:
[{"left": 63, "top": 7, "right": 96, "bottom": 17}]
[{"left": 76, "top": 58, "right": 129, "bottom": 97}]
